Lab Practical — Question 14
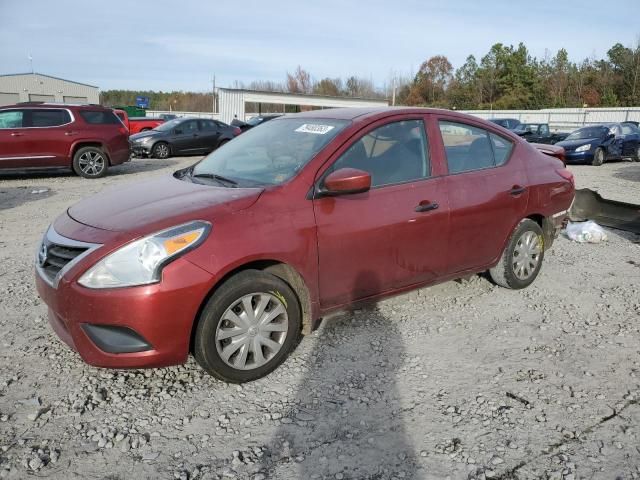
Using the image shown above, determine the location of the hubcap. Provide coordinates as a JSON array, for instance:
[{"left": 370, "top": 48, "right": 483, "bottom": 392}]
[
  {"left": 156, "top": 144, "right": 169, "bottom": 157},
  {"left": 512, "top": 231, "right": 542, "bottom": 280},
  {"left": 215, "top": 292, "right": 288, "bottom": 370},
  {"left": 78, "top": 151, "right": 104, "bottom": 175}
]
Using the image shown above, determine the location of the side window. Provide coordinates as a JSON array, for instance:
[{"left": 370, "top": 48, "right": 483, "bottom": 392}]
[
  {"left": 30, "top": 109, "right": 71, "bottom": 127},
  {"left": 439, "top": 121, "right": 513, "bottom": 173},
  {"left": 182, "top": 120, "right": 199, "bottom": 133},
  {"left": 540, "top": 125, "right": 550, "bottom": 136},
  {"left": 621, "top": 124, "right": 635, "bottom": 135},
  {"left": 490, "top": 133, "right": 514, "bottom": 166},
  {"left": 330, "top": 119, "right": 430, "bottom": 187},
  {"left": 199, "top": 120, "right": 217, "bottom": 131},
  {"left": 0, "top": 110, "right": 24, "bottom": 128}
]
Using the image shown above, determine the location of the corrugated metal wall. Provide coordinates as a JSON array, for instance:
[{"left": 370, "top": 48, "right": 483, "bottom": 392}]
[
  {"left": 0, "top": 74, "right": 99, "bottom": 105},
  {"left": 463, "top": 107, "right": 640, "bottom": 131}
]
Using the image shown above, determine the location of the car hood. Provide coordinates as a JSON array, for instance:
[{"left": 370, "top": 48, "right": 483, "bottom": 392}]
[
  {"left": 555, "top": 138, "right": 599, "bottom": 149},
  {"left": 130, "top": 130, "right": 161, "bottom": 140},
  {"left": 67, "top": 175, "right": 263, "bottom": 233}
]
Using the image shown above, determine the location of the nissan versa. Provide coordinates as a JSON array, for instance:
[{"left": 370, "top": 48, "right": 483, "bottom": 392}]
[{"left": 35, "top": 108, "right": 575, "bottom": 383}]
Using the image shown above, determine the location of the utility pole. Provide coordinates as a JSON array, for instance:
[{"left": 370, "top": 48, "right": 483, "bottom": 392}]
[
  {"left": 391, "top": 78, "right": 396, "bottom": 106},
  {"left": 29, "top": 53, "right": 34, "bottom": 74}
]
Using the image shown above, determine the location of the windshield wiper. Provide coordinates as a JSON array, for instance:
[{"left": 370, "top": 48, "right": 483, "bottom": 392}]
[{"left": 191, "top": 172, "right": 238, "bottom": 187}]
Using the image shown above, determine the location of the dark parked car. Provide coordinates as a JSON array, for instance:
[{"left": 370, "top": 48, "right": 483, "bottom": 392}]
[
  {"left": 0, "top": 103, "right": 130, "bottom": 178},
  {"left": 555, "top": 122, "right": 640, "bottom": 166},
  {"left": 489, "top": 118, "right": 521, "bottom": 130},
  {"left": 130, "top": 117, "right": 241, "bottom": 159},
  {"left": 513, "top": 123, "right": 569, "bottom": 144},
  {"left": 231, "top": 114, "right": 282, "bottom": 132},
  {"left": 36, "top": 108, "right": 574, "bottom": 382}
]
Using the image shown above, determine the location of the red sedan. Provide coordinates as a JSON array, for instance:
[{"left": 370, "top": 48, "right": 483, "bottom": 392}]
[{"left": 35, "top": 108, "right": 574, "bottom": 383}]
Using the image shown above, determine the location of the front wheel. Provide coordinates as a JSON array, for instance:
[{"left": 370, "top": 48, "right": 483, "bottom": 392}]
[
  {"left": 194, "top": 270, "right": 301, "bottom": 383},
  {"left": 592, "top": 147, "right": 605, "bottom": 166},
  {"left": 73, "top": 146, "right": 109, "bottom": 178},
  {"left": 152, "top": 142, "right": 170, "bottom": 159},
  {"left": 489, "top": 219, "right": 544, "bottom": 290}
]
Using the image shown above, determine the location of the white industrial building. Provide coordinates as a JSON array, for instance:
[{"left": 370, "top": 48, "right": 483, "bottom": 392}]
[
  {"left": 216, "top": 88, "right": 388, "bottom": 124},
  {"left": 0, "top": 73, "right": 99, "bottom": 106}
]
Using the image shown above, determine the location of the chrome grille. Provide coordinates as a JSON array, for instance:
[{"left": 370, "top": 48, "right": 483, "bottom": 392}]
[{"left": 36, "top": 227, "right": 101, "bottom": 288}]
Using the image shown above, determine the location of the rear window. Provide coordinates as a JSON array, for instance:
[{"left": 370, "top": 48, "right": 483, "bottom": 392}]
[
  {"left": 79, "top": 110, "right": 120, "bottom": 125},
  {"left": 30, "top": 109, "right": 71, "bottom": 127}
]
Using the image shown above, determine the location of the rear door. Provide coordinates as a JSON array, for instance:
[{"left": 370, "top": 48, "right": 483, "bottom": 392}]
[
  {"left": 198, "top": 119, "right": 221, "bottom": 152},
  {"left": 313, "top": 116, "right": 450, "bottom": 307},
  {"left": 435, "top": 116, "right": 528, "bottom": 274},
  {"left": 23, "top": 108, "right": 74, "bottom": 167},
  {"left": 0, "top": 109, "right": 29, "bottom": 168},
  {"left": 171, "top": 120, "right": 201, "bottom": 154}
]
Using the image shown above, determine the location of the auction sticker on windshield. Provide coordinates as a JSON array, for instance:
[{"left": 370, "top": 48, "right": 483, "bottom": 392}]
[{"left": 295, "top": 124, "right": 335, "bottom": 134}]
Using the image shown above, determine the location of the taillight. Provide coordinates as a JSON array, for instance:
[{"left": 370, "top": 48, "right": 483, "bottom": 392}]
[
  {"left": 233, "top": 127, "right": 241, "bottom": 136},
  {"left": 558, "top": 168, "right": 574, "bottom": 186}
]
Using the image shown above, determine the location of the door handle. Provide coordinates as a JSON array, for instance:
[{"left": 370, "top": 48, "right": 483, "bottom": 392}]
[
  {"left": 415, "top": 201, "right": 439, "bottom": 213},
  {"left": 509, "top": 186, "right": 527, "bottom": 196},
  {"left": 64, "top": 131, "right": 78, "bottom": 136},
  {"left": 10, "top": 132, "right": 24, "bottom": 137}
]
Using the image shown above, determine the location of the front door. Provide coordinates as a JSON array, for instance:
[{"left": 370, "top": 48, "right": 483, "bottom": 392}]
[
  {"left": 0, "top": 109, "right": 31, "bottom": 168},
  {"left": 436, "top": 116, "right": 529, "bottom": 273},
  {"left": 620, "top": 123, "right": 640, "bottom": 157},
  {"left": 313, "top": 117, "right": 450, "bottom": 308},
  {"left": 172, "top": 119, "right": 201, "bottom": 154}
]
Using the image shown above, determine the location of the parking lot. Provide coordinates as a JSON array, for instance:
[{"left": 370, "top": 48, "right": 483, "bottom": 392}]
[{"left": 1, "top": 157, "right": 639, "bottom": 479}]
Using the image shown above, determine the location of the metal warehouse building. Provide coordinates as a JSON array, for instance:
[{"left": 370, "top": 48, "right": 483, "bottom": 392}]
[{"left": 0, "top": 73, "right": 99, "bottom": 106}]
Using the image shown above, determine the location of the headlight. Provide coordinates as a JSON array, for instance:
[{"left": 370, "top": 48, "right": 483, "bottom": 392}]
[
  {"left": 575, "top": 144, "right": 591, "bottom": 152},
  {"left": 78, "top": 221, "right": 210, "bottom": 289},
  {"left": 139, "top": 136, "right": 153, "bottom": 144}
]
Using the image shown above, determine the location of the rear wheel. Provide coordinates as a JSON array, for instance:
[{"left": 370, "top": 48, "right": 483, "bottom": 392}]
[
  {"left": 489, "top": 219, "right": 544, "bottom": 290},
  {"left": 152, "top": 142, "right": 170, "bottom": 159},
  {"left": 635, "top": 145, "right": 640, "bottom": 162},
  {"left": 194, "top": 270, "right": 301, "bottom": 383},
  {"left": 73, "top": 146, "right": 108, "bottom": 178},
  {"left": 592, "top": 147, "right": 605, "bottom": 166}
]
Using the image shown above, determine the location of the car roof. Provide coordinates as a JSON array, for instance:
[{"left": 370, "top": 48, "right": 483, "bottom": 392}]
[
  {"left": 0, "top": 102, "right": 110, "bottom": 110},
  {"left": 279, "top": 107, "right": 492, "bottom": 124}
]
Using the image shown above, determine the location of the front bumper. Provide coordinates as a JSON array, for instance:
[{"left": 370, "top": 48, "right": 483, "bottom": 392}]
[
  {"left": 564, "top": 150, "right": 593, "bottom": 164},
  {"left": 131, "top": 142, "right": 153, "bottom": 157},
  {"left": 35, "top": 225, "right": 215, "bottom": 369}
]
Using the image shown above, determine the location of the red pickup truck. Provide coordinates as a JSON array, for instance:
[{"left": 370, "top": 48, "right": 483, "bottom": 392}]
[{"left": 114, "top": 109, "right": 165, "bottom": 135}]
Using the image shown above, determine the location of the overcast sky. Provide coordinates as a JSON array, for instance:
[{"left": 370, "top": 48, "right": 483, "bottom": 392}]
[{"left": 1, "top": 0, "right": 638, "bottom": 92}]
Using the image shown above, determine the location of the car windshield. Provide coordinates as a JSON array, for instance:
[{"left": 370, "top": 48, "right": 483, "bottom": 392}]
[
  {"left": 154, "top": 118, "right": 183, "bottom": 131},
  {"left": 191, "top": 117, "right": 349, "bottom": 186},
  {"left": 565, "top": 126, "right": 608, "bottom": 140}
]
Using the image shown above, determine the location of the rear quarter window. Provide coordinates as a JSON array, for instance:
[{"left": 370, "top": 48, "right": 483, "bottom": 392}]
[{"left": 79, "top": 110, "right": 120, "bottom": 125}]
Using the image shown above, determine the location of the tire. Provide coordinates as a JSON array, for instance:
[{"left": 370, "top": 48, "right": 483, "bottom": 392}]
[
  {"left": 489, "top": 219, "right": 545, "bottom": 290},
  {"left": 152, "top": 142, "right": 171, "bottom": 159},
  {"left": 592, "top": 147, "right": 605, "bottom": 166},
  {"left": 635, "top": 145, "right": 640, "bottom": 162},
  {"left": 194, "top": 270, "right": 301, "bottom": 383},
  {"left": 72, "top": 146, "right": 109, "bottom": 178},
  {"left": 140, "top": 128, "right": 151, "bottom": 132}
]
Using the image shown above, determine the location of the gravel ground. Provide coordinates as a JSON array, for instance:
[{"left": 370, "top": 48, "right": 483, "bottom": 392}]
[{"left": 1, "top": 157, "right": 639, "bottom": 480}]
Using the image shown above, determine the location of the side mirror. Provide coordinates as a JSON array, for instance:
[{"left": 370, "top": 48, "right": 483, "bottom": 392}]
[
  {"left": 174, "top": 128, "right": 183, "bottom": 135},
  {"left": 321, "top": 168, "right": 371, "bottom": 196}
]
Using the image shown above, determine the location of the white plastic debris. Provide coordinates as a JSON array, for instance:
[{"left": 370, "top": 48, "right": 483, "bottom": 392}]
[
  {"left": 565, "top": 220, "right": 608, "bottom": 243},
  {"left": 30, "top": 189, "right": 49, "bottom": 194}
]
